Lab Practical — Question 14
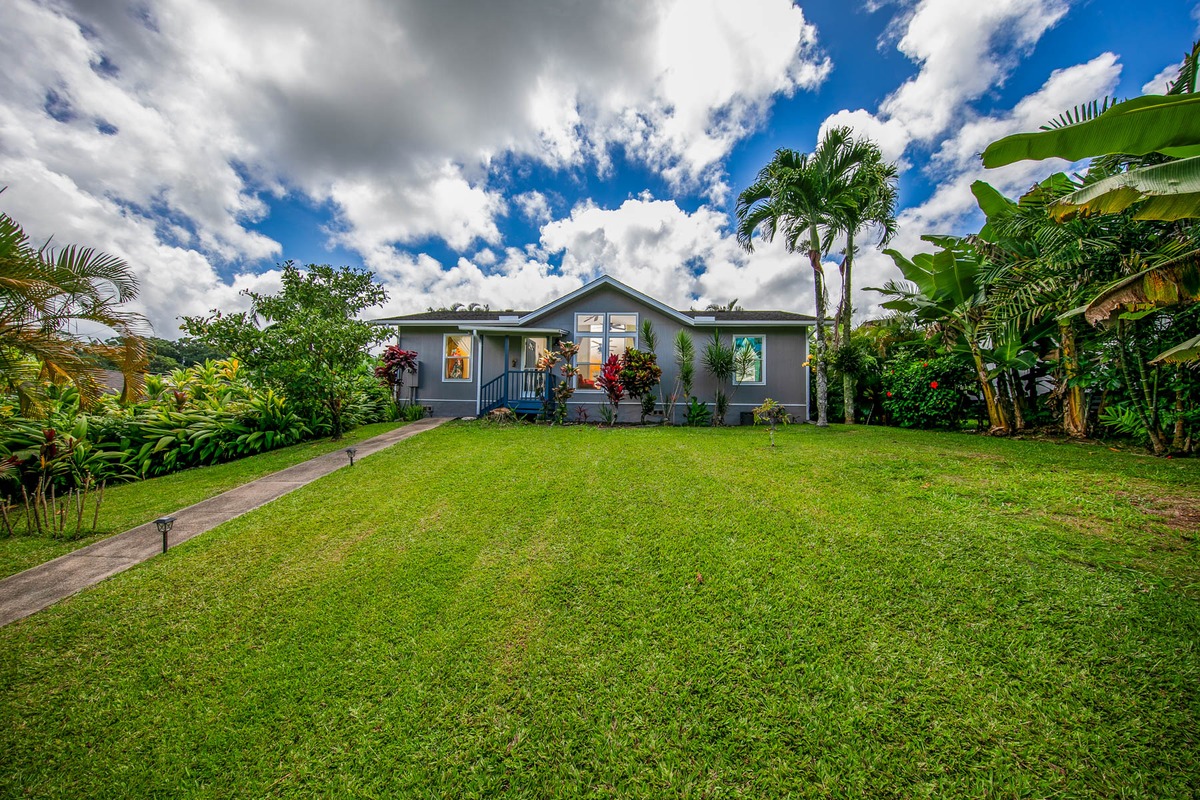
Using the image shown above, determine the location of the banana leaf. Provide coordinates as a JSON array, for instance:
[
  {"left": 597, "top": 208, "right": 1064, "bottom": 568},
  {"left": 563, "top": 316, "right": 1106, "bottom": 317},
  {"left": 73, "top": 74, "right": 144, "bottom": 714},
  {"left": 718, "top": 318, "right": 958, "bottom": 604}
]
[
  {"left": 1050, "top": 154, "right": 1200, "bottom": 221},
  {"left": 1150, "top": 333, "right": 1200, "bottom": 363},
  {"left": 982, "top": 93, "right": 1200, "bottom": 168}
]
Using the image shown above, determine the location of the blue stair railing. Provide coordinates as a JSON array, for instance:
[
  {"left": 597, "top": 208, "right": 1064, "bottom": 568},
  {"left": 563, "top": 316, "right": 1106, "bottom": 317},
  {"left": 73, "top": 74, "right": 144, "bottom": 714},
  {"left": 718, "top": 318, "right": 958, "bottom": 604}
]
[{"left": 480, "top": 370, "right": 554, "bottom": 415}]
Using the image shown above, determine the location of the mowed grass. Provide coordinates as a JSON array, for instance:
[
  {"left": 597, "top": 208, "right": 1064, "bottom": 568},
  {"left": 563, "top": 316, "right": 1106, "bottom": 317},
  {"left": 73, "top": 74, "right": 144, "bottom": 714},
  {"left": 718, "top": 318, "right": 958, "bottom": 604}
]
[
  {"left": 1, "top": 423, "right": 1198, "bottom": 798},
  {"left": 0, "top": 421, "right": 405, "bottom": 579}
]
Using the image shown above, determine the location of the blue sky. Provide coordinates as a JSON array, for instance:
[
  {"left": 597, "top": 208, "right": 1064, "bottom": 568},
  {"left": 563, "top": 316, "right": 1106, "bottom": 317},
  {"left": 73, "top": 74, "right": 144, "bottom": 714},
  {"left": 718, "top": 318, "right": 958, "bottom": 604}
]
[{"left": 2, "top": 0, "right": 1196, "bottom": 335}]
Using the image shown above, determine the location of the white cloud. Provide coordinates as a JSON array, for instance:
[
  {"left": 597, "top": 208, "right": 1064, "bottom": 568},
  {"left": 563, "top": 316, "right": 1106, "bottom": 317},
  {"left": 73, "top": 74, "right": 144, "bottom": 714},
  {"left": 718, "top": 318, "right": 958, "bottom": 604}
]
[
  {"left": 845, "top": 53, "right": 1122, "bottom": 320},
  {"left": 361, "top": 195, "right": 818, "bottom": 319},
  {"left": 514, "top": 191, "right": 553, "bottom": 224},
  {"left": 543, "top": 196, "right": 821, "bottom": 314},
  {"left": 1142, "top": 60, "right": 1183, "bottom": 95},
  {"left": 1, "top": 0, "right": 829, "bottom": 337},
  {"left": 821, "top": 0, "right": 1069, "bottom": 161}
]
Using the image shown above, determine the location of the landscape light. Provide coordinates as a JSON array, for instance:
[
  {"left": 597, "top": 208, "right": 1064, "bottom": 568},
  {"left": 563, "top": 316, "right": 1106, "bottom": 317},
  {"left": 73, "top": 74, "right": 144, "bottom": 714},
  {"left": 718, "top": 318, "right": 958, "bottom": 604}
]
[
  {"left": 154, "top": 516, "right": 176, "bottom": 553},
  {"left": 346, "top": 447, "right": 358, "bottom": 466}
]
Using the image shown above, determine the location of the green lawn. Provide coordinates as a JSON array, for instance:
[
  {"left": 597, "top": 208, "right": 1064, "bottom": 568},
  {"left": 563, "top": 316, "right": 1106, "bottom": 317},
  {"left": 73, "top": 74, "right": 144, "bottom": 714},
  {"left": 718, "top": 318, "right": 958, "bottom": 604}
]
[
  {"left": 0, "top": 421, "right": 405, "bottom": 579},
  {"left": 1, "top": 423, "right": 1197, "bottom": 798}
]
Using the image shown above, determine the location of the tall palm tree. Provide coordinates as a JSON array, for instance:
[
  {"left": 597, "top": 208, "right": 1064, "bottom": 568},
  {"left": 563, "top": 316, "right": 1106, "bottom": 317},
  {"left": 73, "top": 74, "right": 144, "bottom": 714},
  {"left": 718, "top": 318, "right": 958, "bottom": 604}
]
[
  {"left": 735, "top": 126, "right": 880, "bottom": 426},
  {"left": 835, "top": 147, "right": 898, "bottom": 424},
  {"left": 0, "top": 207, "right": 146, "bottom": 414}
]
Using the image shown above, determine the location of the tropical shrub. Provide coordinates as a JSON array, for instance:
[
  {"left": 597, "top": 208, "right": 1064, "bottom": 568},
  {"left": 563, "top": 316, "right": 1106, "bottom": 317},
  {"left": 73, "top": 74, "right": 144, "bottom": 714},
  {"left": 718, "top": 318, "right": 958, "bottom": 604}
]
[
  {"left": 398, "top": 403, "right": 427, "bottom": 422},
  {"left": 880, "top": 351, "right": 975, "bottom": 429},
  {"left": 671, "top": 330, "right": 695, "bottom": 424},
  {"left": 753, "top": 398, "right": 790, "bottom": 446},
  {"left": 182, "top": 262, "right": 389, "bottom": 439},
  {"left": 619, "top": 348, "right": 663, "bottom": 423},
  {"left": 375, "top": 346, "right": 418, "bottom": 404},
  {"left": 595, "top": 355, "right": 624, "bottom": 425},
  {"left": 684, "top": 397, "right": 712, "bottom": 427},
  {"left": 701, "top": 331, "right": 734, "bottom": 424},
  {"left": 537, "top": 341, "right": 581, "bottom": 424}
]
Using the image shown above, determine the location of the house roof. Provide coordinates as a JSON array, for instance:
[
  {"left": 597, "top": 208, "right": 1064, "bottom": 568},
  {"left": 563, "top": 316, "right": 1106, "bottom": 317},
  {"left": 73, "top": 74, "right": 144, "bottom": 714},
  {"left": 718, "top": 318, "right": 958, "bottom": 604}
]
[
  {"left": 683, "top": 310, "right": 815, "bottom": 323},
  {"left": 375, "top": 275, "right": 815, "bottom": 328}
]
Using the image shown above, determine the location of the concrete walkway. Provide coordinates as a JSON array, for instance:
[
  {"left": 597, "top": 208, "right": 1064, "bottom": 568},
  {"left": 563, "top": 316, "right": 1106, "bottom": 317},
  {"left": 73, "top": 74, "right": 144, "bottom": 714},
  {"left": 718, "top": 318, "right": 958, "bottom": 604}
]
[{"left": 0, "top": 417, "right": 450, "bottom": 627}]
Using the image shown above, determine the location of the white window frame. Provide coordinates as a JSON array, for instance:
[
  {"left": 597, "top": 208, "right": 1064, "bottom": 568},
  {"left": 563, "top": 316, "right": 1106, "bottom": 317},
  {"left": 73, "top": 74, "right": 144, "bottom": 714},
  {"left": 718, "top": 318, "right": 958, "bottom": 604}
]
[
  {"left": 442, "top": 333, "right": 474, "bottom": 382},
  {"left": 732, "top": 334, "right": 766, "bottom": 386},
  {"left": 573, "top": 312, "right": 638, "bottom": 391}
]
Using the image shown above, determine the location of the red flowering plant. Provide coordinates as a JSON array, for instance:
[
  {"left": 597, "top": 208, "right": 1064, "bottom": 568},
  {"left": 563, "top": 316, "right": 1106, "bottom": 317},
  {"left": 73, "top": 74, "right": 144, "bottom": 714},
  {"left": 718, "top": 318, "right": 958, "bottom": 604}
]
[
  {"left": 879, "top": 350, "right": 973, "bottom": 429},
  {"left": 374, "top": 346, "right": 418, "bottom": 404},
  {"left": 595, "top": 354, "right": 624, "bottom": 426}
]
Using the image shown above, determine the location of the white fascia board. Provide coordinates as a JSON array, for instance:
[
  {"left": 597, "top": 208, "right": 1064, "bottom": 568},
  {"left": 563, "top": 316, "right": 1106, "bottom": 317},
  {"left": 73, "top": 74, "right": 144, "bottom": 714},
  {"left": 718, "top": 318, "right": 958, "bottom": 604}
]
[
  {"left": 374, "top": 318, "right": 503, "bottom": 327},
  {"left": 461, "top": 326, "right": 567, "bottom": 335},
  {"left": 689, "top": 320, "right": 813, "bottom": 327}
]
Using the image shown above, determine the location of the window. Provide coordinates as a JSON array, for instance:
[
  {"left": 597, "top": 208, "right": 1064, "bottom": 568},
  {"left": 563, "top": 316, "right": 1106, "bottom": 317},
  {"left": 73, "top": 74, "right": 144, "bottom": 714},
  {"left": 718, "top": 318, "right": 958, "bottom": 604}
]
[
  {"left": 576, "top": 336, "right": 604, "bottom": 389},
  {"left": 443, "top": 334, "right": 472, "bottom": 381},
  {"left": 575, "top": 313, "right": 605, "bottom": 334},
  {"left": 608, "top": 314, "right": 637, "bottom": 333},
  {"left": 733, "top": 335, "right": 765, "bottom": 384},
  {"left": 572, "top": 313, "right": 638, "bottom": 389}
]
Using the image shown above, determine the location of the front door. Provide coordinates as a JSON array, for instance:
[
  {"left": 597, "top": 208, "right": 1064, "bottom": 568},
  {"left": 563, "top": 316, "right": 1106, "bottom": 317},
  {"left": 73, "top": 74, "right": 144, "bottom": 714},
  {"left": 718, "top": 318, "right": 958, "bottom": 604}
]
[{"left": 521, "top": 337, "right": 548, "bottom": 398}]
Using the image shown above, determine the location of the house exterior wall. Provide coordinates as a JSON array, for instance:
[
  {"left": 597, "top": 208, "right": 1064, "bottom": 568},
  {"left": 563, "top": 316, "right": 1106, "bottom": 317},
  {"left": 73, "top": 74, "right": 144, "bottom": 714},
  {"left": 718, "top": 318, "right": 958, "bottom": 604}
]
[
  {"left": 391, "top": 284, "right": 809, "bottom": 423},
  {"left": 393, "top": 329, "right": 479, "bottom": 417}
]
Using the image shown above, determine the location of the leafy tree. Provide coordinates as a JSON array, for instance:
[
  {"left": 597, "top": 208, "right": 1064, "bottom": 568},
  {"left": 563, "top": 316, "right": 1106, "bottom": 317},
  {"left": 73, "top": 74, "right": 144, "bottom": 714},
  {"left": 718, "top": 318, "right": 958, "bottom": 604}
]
[
  {"left": 983, "top": 41, "right": 1200, "bottom": 222},
  {"left": 982, "top": 44, "right": 1200, "bottom": 369},
  {"left": 182, "top": 261, "right": 388, "bottom": 439},
  {"left": 0, "top": 205, "right": 146, "bottom": 413}
]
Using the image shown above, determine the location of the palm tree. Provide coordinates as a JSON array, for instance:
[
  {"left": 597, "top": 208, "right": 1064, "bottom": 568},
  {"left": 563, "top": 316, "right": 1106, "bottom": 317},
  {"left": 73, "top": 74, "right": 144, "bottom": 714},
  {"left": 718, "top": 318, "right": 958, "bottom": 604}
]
[
  {"left": 835, "top": 147, "right": 898, "bottom": 424},
  {"left": 0, "top": 207, "right": 146, "bottom": 414},
  {"left": 735, "top": 126, "right": 881, "bottom": 426}
]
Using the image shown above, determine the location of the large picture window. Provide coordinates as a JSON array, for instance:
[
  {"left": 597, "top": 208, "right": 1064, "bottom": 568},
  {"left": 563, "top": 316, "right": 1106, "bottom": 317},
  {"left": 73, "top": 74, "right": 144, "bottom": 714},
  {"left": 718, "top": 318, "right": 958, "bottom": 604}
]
[
  {"left": 733, "top": 335, "right": 765, "bottom": 384},
  {"left": 443, "top": 334, "right": 472, "bottom": 381},
  {"left": 572, "top": 313, "right": 638, "bottom": 389}
]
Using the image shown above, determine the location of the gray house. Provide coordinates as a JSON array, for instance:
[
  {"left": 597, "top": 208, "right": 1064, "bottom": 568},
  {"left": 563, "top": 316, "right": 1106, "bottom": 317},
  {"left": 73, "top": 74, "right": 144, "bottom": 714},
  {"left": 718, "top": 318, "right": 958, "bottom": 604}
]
[{"left": 376, "top": 275, "right": 813, "bottom": 424}]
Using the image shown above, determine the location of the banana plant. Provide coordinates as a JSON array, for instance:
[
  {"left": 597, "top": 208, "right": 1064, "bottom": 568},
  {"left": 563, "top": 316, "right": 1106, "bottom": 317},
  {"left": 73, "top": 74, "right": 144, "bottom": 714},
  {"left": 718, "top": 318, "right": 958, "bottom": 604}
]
[
  {"left": 873, "top": 235, "right": 1012, "bottom": 433},
  {"left": 983, "top": 42, "right": 1200, "bottom": 222}
]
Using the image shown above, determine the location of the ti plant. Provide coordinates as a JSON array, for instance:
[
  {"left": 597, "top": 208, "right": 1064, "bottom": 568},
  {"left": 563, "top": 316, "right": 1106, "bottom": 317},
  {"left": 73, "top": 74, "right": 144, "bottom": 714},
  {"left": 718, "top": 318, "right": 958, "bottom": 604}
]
[{"left": 753, "top": 398, "right": 790, "bottom": 447}]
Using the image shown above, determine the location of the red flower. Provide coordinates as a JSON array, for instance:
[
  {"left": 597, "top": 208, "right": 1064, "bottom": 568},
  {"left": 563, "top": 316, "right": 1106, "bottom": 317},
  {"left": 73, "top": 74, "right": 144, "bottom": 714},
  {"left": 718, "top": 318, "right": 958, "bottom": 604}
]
[
  {"left": 886, "top": 391, "right": 892, "bottom": 397},
  {"left": 929, "top": 380, "right": 939, "bottom": 389},
  {"left": 922, "top": 362, "right": 928, "bottom": 367}
]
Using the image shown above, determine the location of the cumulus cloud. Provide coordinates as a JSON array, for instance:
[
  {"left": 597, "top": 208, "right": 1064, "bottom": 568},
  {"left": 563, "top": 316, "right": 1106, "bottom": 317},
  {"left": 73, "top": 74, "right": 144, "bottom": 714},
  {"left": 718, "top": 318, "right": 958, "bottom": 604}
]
[
  {"left": 809, "top": 0, "right": 1134, "bottom": 322},
  {"left": 1142, "top": 60, "right": 1184, "bottom": 95},
  {"left": 366, "top": 195, "right": 817, "bottom": 317},
  {"left": 514, "top": 191, "right": 553, "bottom": 225},
  {"left": 2, "top": 0, "right": 829, "bottom": 335},
  {"left": 821, "top": 0, "right": 1070, "bottom": 161},
  {"left": 847, "top": 54, "right": 1122, "bottom": 319}
]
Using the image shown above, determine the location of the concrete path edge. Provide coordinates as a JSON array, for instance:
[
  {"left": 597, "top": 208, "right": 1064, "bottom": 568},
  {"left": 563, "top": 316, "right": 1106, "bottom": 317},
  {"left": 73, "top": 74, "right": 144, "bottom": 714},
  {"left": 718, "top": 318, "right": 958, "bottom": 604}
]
[{"left": 0, "top": 417, "right": 451, "bottom": 627}]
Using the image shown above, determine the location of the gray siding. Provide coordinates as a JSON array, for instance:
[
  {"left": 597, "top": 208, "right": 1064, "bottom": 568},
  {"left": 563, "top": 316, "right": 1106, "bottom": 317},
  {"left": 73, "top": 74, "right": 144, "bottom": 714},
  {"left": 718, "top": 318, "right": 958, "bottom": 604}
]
[
  {"left": 391, "top": 285, "right": 809, "bottom": 423},
  {"left": 393, "top": 329, "right": 479, "bottom": 416}
]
